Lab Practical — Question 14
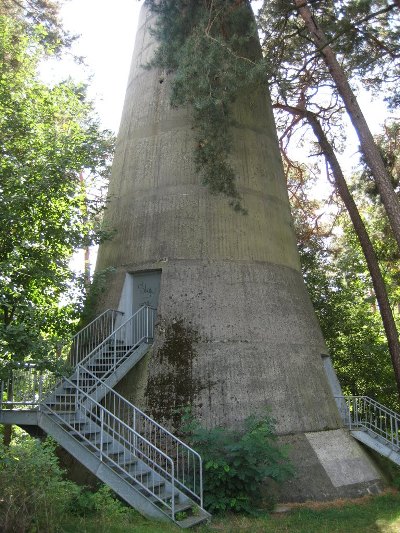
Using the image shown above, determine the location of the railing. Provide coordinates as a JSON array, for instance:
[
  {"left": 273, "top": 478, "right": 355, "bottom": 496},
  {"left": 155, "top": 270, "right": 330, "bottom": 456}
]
[
  {"left": 70, "top": 309, "right": 124, "bottom": 367},
  {"left": 0, "top": 365, "right": 58, "bottom": 409},
  {"left": 0, "top": 306, "right": 156, "bottom": 409},
  {"left": 0, "top": 304, "right": 205, "bottom": 518},
  {"left": 77, "top": 306, "right": 157, "bottom": 379},
  {"left": 41, "top": 375, "right": 177, "bottom": 518},
  {"left": 336, "top": 395, "right": 400, "bottom": 450},
  {"left": 73, "top": 365, "right": 203, "bottom": 508}
]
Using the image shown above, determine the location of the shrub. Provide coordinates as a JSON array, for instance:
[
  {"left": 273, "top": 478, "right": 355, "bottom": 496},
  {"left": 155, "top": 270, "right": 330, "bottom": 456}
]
[
  {"left": 0, "top": 435, "right": 80, "bottom": 532},
  {"left": 71, "top": 485, "right": 131, "bottom": 523},
  {"left": 180, "top": 410, "right": 294, "bottom": 514}
]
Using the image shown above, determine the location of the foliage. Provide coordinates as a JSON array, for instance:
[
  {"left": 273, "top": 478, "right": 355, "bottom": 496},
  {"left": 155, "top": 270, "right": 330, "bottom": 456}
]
[
  {"left": 0, "top": 0, "right": 73, "bottom": 53},
  {"left": 293, "top": 120, "right": 400, "bottom": 411},
  {"left": 0, "top": 432, "right": 135, "bottom": 533},
  {"left": 0, "top": 14, "right": 114, "bottom": 371},
  {"left": 180, "top": 409, "right": 293, "bottom": 514},
  {"left": 0, "top": 435, "right": 80, "bottom": 533},
  {"left": 257, "top": 0, "right": 400, "bottom": 404},
  {"left": 297, "top": 210, "right": 400, "bottom": 410},
  {"left": 70, "top": 485, "right": 131, "bottom": 524},
  {"left": 147, "top": 0, "right": 268, "bottom": 211},
  {"left": 259, "top": 0, "right": 400, "bottom": 110}
]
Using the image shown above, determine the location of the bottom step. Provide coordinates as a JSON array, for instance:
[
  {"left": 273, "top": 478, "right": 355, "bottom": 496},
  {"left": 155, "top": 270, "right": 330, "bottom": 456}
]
[{"left": 175, "top": 512, "right": 210, "bottom": 529}]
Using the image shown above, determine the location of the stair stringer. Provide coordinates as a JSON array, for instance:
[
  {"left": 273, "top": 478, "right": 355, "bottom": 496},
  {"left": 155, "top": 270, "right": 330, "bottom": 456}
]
[
  {"left": 351, "top": 429, "right": 400, "bottom": 466},
  {"left": 37, "top": 411, "right": 178, "bottom": 522}
]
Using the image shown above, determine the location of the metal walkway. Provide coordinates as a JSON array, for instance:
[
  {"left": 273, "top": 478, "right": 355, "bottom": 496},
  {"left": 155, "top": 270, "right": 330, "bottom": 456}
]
[
  {"left": 0, "top": 305, "right": 210, "bottom": 528},
  {"left": 335, "top": 395, "right": 400, "bottom": 466}
]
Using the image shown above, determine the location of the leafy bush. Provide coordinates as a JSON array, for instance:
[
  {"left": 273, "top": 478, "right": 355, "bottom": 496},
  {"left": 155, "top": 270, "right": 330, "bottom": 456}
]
[
  {"left": 180, "top": 410, "right": 294, "bottom": 514},
  {"left": 0, "top": 435, "right": 80, "bottom": 532},
  {"left": 0, "top": 434, "right": 134, "bottom": 533},
  {"left": 71, "top": 485, "right": 130, "bottom": 522}
]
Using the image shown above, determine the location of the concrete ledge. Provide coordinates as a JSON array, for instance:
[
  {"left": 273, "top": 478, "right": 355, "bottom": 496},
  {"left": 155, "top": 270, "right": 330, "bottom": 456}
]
[{"left": 0, "top": 409, "right": 39, "bottom": 426}]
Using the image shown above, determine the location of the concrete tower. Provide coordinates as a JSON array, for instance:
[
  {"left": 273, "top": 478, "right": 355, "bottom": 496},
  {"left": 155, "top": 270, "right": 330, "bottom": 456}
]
[{"left": 95, "top": 3, "right": 383, "bottom": 501}]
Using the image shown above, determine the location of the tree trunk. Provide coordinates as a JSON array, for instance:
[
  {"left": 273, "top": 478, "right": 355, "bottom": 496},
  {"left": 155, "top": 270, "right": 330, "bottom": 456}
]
[
  {"left": 2, "top": 376, "right": 13, "bottom": 446},
  {"left": 293, "top": 0, "right": 400, "bottom": 255},
  {"left": 3, "top": 424, "right": 12, "bottom": 446},
  {"left": 276, "top": 102, "right": 400, "bottom": 402}
]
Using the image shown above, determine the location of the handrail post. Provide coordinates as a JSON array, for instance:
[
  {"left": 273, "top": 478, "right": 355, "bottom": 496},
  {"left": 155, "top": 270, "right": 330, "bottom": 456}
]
[
  {"left": 38, "top": 373, "right": 43, "bottom": 407},
  {"left": 75, "top": 337, "right": 79, "bottom": 368},
  {"left": 133, "top": 409, "right": 137, "bottom": 455},
  {"left": 146, "top": 306, "right": 149, "bottom": 342},
  {"left": 390, "top": 413, "right": 394, "bottom": 446},
  {"left": 199, "top": 456, "right": 203, "bottom": 509},
  {"left": 76, "top": 366, "right": 80, "bottom": 409},
  {"left": 100, "top": 408, "right": 104, "bottom": 462},
  {"left": 114, "top": 332, "right": 117, "bottom": 370},
  {"left": 171, "top": 463, "right": 175, "bottom": 521}
]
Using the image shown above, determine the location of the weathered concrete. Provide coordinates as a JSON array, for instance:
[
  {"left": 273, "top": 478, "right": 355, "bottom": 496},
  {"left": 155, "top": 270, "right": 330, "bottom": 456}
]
[
  {"left": 94, "top": 4, "right": 384, "bottom": 500},
  {"left": 275, "top": 430, "right": 384, "bottom": 502}
]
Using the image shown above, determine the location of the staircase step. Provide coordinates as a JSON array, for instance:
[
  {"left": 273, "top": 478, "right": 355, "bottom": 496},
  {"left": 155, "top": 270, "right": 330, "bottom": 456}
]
[
  {"left": 174, "top": 502, "right": 196, "bottom": 514},
  {"left": 106, "top": 457, "right": 138, "bottom": 468},
  {"left": 137, "top": 479, "right": 166, "bottom": 496},
  {"left": 148, "top": 491, "right": 179, "bottom": 506},
  {"left": 175, "top": 513, "right": 209, "bottom": 529},
  {"left": 30, "top": 328, "right": 210, "bottom": 527},
  {"left": 44, "top": 404, "right": 77, "bottom": 412},
  {"left": 119, "top": 465, "right": 151, "bottom": 480},
  {"left": 69, "top": 428, "right": 101, "bottom": 438}
]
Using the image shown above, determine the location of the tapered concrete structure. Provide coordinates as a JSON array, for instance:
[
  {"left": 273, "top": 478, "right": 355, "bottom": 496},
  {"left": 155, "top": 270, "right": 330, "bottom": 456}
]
[{"left": 95, "top": 4, "right": 383, "bottom": 501}]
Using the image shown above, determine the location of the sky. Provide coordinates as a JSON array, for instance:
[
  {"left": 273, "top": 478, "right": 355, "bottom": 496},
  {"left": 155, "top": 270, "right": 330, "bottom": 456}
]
[
  {"left": 42, "top": 0, "right": 145, "bottom": 133},
  {"left": 43, "top": 0, "right": 265, "bottom": 134},
  {"left": 44, "top": 1, "right": 390, "bottom": 139}
]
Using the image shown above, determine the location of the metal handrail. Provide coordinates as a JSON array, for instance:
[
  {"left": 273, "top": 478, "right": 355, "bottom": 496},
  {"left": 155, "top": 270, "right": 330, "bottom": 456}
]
[
  {"left": 42, "top": 375, "right": 176, "bottom": 519},
  {"left": 75, "top": 363, "right": 203, "bottom": 507},
  {"left": 0, "top": 305, "right": 204, "bottom": 515},
  {"left": 77, "top": 305, "right": 156, "bottom": 371},
  {"left": 70, "top": 309, "right": 124, "bottom": 367},
  {"left": 0, "top": 307, "right": 156, "bottom": 409},
  {"left": 336, "top": 395, "right": 400, "bottom": 450},
  {"left": 0, "top": 366, "right": 59, "bottom": 409}
]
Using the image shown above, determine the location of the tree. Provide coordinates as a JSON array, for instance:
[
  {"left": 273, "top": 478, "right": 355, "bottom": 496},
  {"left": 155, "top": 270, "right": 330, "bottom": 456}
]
[
  {"left": 0, "top": 0, "right": 72, "bottom": 51},
  {"left": 258, "top": 0, "right": 400, "bottom": 251},
  {"left": 278, "top": 105, "right": 400, "bottom": 400},
  {"left": 256, "top": 0, "right": 400, "bottom": 400},
  {"left": 299, "top": 217, "right": 399, "bottom": 410},
  {"left": 0, "top": 12, "right": 114, "bottom": 445},
  {"left": 147, "top": 0, "right": 267, "bottom": 211}
]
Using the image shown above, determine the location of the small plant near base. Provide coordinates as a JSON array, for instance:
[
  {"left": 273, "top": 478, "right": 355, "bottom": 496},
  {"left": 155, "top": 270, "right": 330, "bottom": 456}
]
[
  {"left": 180, "top": 409, "right": 294, "bottom": 514},
  {"left": 174, "top": 511, "right": 188, "bottom": 521},
  {"left": 191, "top": 505, "right": 201, "bottom": 516}
]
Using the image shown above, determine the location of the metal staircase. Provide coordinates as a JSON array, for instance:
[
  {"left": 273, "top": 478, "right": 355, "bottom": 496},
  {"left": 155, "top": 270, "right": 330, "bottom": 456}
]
[
  {"left": 0, "top": 306, "right": 210, "bottom": 529},
  {"left": 335, "top": 395, "right": 400, "bottom": 466}
]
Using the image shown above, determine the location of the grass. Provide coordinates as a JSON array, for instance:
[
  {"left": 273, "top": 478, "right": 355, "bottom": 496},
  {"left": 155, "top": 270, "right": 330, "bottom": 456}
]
[{"left": 61, "top": 491, "right": 400, "bottom": 533}]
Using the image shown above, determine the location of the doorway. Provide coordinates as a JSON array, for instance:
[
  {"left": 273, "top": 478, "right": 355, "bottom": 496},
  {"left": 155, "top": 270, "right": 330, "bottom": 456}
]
[{"left": 131, "top": 271, "right": 161, "bottom": 315}]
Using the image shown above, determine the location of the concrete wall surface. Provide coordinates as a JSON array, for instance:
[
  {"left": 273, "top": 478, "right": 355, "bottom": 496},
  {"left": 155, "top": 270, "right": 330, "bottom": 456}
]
[{"left": 94, "top": 4, "right": 384, "bottom": 501}]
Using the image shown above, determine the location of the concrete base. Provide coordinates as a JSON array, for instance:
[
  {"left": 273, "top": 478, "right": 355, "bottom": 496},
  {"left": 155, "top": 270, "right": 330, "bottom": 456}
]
[{"left": 274, "top": 429, "right": 384, "bottom": 502}]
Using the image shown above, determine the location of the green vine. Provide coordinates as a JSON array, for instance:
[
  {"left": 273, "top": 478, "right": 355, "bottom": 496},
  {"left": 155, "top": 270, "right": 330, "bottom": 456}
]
[{"left": 147, "top": 0, "right": 268, "bottom": 212}]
